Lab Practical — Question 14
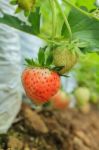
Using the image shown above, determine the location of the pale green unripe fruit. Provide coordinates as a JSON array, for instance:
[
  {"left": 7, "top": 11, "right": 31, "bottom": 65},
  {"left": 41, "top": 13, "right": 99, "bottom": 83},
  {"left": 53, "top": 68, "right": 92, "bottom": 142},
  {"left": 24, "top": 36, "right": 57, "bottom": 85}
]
[
  {"left": 74, "top": 87, "right": 90, "bottom": 107},
  {"left": 53, "top": 48, "right": 78, "bottom": 74}
]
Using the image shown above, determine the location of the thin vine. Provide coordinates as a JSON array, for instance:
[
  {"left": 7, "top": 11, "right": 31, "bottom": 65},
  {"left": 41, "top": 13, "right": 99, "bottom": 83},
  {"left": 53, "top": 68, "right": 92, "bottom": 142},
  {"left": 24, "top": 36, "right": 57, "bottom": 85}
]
[
  {"left": 55, "top": 0, "right": 72, "bottom": 42},
  {"left": 49, "top": 0, "right": 56, "bottom": 40}
]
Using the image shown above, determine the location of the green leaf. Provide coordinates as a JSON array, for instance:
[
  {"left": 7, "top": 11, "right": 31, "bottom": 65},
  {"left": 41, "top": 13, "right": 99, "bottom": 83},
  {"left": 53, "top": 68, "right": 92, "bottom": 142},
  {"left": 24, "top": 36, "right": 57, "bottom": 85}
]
[
  {"left": 0, "top": 8, "right": 40, "bottom": 35},
  {"left": 76, "top": 0, "right": 96, "bottom": 11},
  {"left": 10, "top": 0, "right": 17, "bottom": 5},
  {"left": 46, "top": 51, "right": 53, "bottom": 66},
  {"left": 15, "top": 7, "right": 22, "bottom": 13},
  {"left": 62, "top": 8, "right": 99, "bottom": 52},
  {"left": 38, "top": 47, "right": 46, "bottom": 66},
  {"left": 0, "top": 13, "right": 32, "bottom": 34},
  {"left": 63, "top": 0, "right": 78, "bottom": 16},
  {"left": 74, "top": 53, "right": 99, "bottom": 93},
  {"left": 24, "top": 11, "right": 30, "bottom": 17},
  {"left": 25, "top": 58, "right": 36, "bottom": 66},
  {"left": 28, "top": 7, "right": 40, "bottom": 34}
]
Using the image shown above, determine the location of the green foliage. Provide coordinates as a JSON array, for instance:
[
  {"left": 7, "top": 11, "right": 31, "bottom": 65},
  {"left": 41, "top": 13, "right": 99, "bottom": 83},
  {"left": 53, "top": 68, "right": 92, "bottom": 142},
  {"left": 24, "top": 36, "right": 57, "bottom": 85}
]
[
  {"left": 76, "top": 0, "right": 96, "bottom": 11},
  {"left": 38, "top": 46, "right": 54, "bottom": 67},
  {"left": 0, "top": 0, "right": 99, "bottom": 54},
  {"left": 75, "top": 53, "right": 99, "bottom": 94},
  {"left": 46, "top": 50, "right": 53, "bottom": 66},
  {"left": 37, "top": 0, "right": 52, "bottom": 36},
  {"left": 28, "top": 7, "right": 40, "bottom": 34},
  {"left": 62, "top": 8, "right": 99, "bottom": 52},
  {"left": 92, "top": 9, "right": 99, "bottom": 19},
  {"left": 10, "top": 0, "right": 36, "bottom": 14},
  {"left": 38, "top": 47, "right": 46, "bottom": 66},
  {"left": 63, "top": 0, "right": 78, "bottom": 16},
  {"left": 25, "top": 58, "right": 36, "bottom": 67},
  {"left": 0, "top": 8, "right": 40, "bottom": 35},
  {"left": 25, "top": 46, "right": 54, "bottom": 68},
  {"left": 10, "top": 0, "right": 17, "bottom": 5}
]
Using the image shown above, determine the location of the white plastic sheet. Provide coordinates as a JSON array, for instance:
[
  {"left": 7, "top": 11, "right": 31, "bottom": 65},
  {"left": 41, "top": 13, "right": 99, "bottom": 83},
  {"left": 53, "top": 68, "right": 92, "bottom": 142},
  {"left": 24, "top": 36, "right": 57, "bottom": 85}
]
[
  {"left": 0, "top": 0, "right": 45, "bottom": 133},
  {"left": 0, "top": 24, "right": 22, "bottom": 133},
  {"left": 0, "top": 0, "right": 22, "bottom": 133}
]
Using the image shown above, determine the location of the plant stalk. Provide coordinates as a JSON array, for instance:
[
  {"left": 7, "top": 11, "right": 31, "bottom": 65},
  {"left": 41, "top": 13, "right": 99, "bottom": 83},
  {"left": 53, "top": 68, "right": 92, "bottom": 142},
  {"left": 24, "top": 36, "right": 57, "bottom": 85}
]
[
  {"left": 49, "top": 0, "right": 56, "bottom": 40},
  {"left": 54, "top": 0, "right": 72, "bottom": 41}
]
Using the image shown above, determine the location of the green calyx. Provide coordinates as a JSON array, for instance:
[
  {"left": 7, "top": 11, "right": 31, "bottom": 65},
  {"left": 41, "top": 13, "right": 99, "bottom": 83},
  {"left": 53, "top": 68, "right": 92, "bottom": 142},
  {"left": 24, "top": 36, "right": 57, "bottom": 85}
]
[
  {"left": 25, "top": 46, "right": 52, "bottom": 68},
  {"left": 25, "top": 46, "right": 68, "bottom": 77}
]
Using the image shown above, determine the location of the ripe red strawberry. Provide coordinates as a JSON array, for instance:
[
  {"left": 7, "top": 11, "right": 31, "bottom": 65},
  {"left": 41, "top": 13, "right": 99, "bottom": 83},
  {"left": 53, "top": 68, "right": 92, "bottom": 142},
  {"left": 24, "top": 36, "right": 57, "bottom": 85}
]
[
  {"left": 53, "top": 47, "right": 78, "bottom": 74},
  {"left": 22, "top": 68, "right": 61, "bottom": 104},
  {"left": 50, "top": 89, "right": 69, "bottom": 109}
]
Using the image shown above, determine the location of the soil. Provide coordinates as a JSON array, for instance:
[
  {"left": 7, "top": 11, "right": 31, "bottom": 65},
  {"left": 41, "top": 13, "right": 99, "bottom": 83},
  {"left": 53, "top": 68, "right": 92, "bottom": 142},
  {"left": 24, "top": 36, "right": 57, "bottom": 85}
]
[{"left": 0, "top": 104, "right": 99, "bottom": 150}]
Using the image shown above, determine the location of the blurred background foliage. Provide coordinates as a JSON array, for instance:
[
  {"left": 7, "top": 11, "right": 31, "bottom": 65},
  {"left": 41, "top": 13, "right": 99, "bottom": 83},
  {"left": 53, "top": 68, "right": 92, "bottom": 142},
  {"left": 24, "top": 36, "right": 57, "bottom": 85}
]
[{"left": 74, "top": 53, "right": 99, "bottom": 104}]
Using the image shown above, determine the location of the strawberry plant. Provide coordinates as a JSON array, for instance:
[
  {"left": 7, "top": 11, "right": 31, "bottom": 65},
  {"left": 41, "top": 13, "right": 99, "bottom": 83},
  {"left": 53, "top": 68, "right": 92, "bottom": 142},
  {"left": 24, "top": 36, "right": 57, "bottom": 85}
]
[
  {"left": 21, "top": 47, "right": 61, "bottom": 104},
  {"left": 0, "top": 0, "right": 99, "bottom": 105}
]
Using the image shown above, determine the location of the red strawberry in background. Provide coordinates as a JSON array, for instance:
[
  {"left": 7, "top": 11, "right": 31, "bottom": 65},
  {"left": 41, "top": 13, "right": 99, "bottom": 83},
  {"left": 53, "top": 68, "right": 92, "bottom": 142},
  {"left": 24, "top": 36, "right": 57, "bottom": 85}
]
[
  {"left": 50, "top": 89, "right": 69, "bottom": 109},
  {"left": 22, "top": 68, "right": 61, "bottom": 105}
]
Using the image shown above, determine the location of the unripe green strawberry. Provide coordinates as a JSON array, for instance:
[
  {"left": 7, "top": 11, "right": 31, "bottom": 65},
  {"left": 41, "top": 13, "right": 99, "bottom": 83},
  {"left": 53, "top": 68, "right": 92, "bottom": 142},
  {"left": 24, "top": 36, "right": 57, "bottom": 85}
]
[
  {"left": 17, "top": 0, "right": 35, "bottom": 11},
  {"left": 53, "top": 47, "right": 78, "bottom": 74},
  {"left": 74, "top": 87, "right": 90, "bottom": 107},
  {"left": 22, "top": 68, "right": 61, "bottom": 105}
]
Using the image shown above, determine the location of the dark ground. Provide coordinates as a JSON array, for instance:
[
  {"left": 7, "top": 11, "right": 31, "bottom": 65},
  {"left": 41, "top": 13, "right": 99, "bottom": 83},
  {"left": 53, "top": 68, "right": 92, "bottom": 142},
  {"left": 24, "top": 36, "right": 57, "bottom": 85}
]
[{"left": 0, "top": 104, "right": 99, "bottom": 150}]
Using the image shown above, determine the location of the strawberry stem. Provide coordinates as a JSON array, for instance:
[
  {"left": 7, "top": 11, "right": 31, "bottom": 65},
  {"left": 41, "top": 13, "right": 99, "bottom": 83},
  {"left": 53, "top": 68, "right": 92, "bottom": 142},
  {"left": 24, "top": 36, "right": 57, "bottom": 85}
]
[
  {"left": 49, "top": 0, "right": 56, "bottom": 40},
  {"left": 54, "top": 0, "right": 72, "bottom": 41}
]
